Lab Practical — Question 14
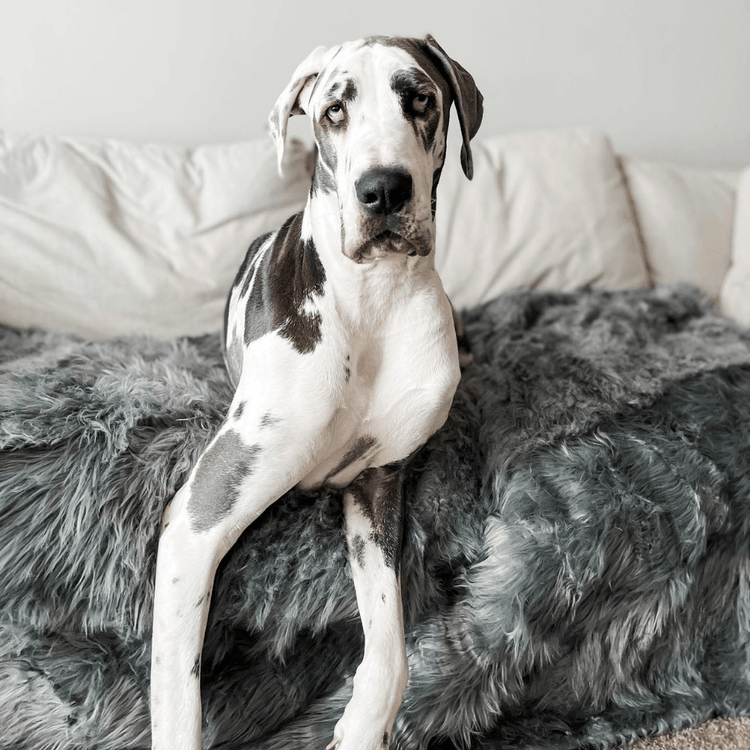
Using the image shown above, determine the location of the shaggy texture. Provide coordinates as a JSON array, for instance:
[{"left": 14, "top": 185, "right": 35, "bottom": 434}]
[{"left": 1, "top": 284, "right": 750, "bottom": 750}]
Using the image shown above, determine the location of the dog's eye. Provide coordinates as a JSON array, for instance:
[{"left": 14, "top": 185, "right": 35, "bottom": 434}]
[
  {"left": 325, "top": 104, "right": 345, "bottom": 124},
  {"left": 412, "top": 94, "right": 432, "bottom": 115}
]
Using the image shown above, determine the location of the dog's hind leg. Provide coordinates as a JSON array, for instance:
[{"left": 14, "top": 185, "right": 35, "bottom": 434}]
[{"left": 328, "top": 464, "right": 409, "bottom": 750}]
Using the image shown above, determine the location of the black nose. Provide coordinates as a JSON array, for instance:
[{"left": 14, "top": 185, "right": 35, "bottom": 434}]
[{"left": 355, "top": 167, "right": 413, "bottom": 217}]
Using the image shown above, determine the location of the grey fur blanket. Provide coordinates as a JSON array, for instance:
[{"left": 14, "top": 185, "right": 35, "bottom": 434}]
[{"left": 2, "top": 285, "right": 750, "bottom": 750}]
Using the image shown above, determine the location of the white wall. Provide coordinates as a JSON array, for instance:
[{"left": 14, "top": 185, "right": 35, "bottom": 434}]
[{"left": 1, "top": 0, "right": 748, "bottom": 168}]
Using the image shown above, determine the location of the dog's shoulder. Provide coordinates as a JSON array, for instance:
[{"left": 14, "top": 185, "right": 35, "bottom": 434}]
[{"left": 223, "top": 212, "right": 328, "bottom": 386}]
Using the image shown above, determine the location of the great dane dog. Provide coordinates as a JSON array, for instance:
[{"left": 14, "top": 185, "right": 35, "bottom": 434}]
[{"left": 150, "top": 34, "right": 482, "bottom": 750}]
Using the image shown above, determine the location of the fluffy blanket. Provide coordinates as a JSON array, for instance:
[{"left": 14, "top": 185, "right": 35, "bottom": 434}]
[{"left": 2, "top": 285, "right": 750, "bottom": 750}]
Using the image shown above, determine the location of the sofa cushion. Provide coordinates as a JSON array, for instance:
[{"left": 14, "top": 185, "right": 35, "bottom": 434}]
[
  {"left": 0, "top": 131, "right": 314, "bottom": 338},
  {"left": 434, "top": 130, "right": 650, "bottom": 310},
  {"left": 622, "top": 158, "right": 738, "bottom": 300},
  {"left": 720, "top": 167, "right": 750, "bottom": 325}
]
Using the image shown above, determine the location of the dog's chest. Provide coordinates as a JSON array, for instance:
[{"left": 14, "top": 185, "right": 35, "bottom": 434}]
[
  {"left": 295, "top": 275, "right": 460, "bottom": 490},
  {"left": 225, "top": 231, "right": 460, "bottom": 491}
]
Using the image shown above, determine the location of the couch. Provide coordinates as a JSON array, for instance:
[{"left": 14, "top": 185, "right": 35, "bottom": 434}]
[
  {"left": 2, "top": 128, "right": 748, "bottom": 339},
  {"left": 2, "top": 129, "right": 750, "bottom": 750}
]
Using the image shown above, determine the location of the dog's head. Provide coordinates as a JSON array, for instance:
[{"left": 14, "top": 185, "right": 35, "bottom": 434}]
[{"left": 269, "top": 35, "right": 483, "bottom": 263}]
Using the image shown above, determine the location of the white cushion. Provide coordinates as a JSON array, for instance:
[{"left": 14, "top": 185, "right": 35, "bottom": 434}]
[
  {"left": 434, "top": 130, "right": 650, "bottom": 310},
  {"left": 0, "top": 131, "right": 313, "bottom": 338},
  {"left": 622, "top": 158, "right": 737, "bottom": 300},
  {"left": 720, "top": 167, "right": 750, "bottom": 325}
]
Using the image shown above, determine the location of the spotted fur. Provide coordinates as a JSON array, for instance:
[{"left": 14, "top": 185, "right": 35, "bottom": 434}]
[{"left": 150, "top": 34, "right": 482, "bottom": 750}]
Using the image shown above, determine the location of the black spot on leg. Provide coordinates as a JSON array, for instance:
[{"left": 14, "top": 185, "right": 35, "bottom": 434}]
[
  {"left": 349, "top": 534, "right": 366, "bottom": 568},
  {"left": 233, "top": 401, "right": 246, "bottom": 421},
  {"left": 383, "top": 731, "right": 390, "bottom": 748},
  {"left": 191, "top": 657, "right": 200, "bottom": 679},
  {"left": 260, "top": 412, "right": 280, "bottom": 429},
  {"left": 347, "top": 463, "right": 406, "bottom": 573},
  {"left": 187, "top": 430, "right": 260, "bottom": 532}
]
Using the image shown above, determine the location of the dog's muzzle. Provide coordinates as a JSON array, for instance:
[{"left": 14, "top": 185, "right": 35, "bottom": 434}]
[{"left": 353, "top": 166, "right": 429, "bottom": 260}]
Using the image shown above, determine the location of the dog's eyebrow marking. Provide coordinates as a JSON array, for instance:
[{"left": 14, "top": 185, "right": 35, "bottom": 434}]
[
  {"left": 323, "top": 76, "right": 358, "bottom": 103},
  {"left": 307, "top": 46, "right": 344, "bottom": 102},
  {"left": 187, "top": 430, "right": 260, "bottom": 531},
  {"left": 390, "top": 67, "right": 435, "bottom": 97}
]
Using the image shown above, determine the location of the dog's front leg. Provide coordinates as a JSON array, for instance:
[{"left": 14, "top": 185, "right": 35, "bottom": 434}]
[
  {"left": 328, "top": 464, "right": 409, "bottom": 750},
  {"left": 150, "top": 482, "right": 222, "bottom": 750},
  {"left": 150, "top": 419, "right": 312, "bottom": 750}
]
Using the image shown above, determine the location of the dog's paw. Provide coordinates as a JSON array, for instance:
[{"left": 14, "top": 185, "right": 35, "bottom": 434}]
[
  {"left": 326, "top": 725, "right": 390, "bottom": 750},
  {"left": 326, "top": 699, "right": 393, "bottom": 750}
]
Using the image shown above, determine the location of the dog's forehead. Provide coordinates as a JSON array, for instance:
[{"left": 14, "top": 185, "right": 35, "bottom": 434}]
[
  {"left": 341, "top": 38, "right": 423, "bottom": 71},
  {"left": 314, "top": 39, "right": 433, "bottom": 100}
]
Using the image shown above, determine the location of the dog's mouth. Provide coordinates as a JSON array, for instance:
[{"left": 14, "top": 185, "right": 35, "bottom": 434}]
[{"left": 352, "top": 229, "right": 430, "bottom": 263}]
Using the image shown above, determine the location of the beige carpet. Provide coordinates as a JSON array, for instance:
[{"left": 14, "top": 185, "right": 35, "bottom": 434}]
[{"left": 632, "top": 717, "right": 750, "bottom": 749}]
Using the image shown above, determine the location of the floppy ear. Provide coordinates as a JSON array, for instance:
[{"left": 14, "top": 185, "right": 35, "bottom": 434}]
[
  {"left": 268, "top": 45, "right": 330, "bottom": 174},
  {"left": 423, "top": 35, "right": 484, "bottom": 180}
]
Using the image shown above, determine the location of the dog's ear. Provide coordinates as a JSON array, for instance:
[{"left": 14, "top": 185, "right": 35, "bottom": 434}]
[
  {"left": 269, "top": 45, "right": 330, "bottom": 175},
  {"left": 423, "top": 35, "right": 483, "bottom": 180}
]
